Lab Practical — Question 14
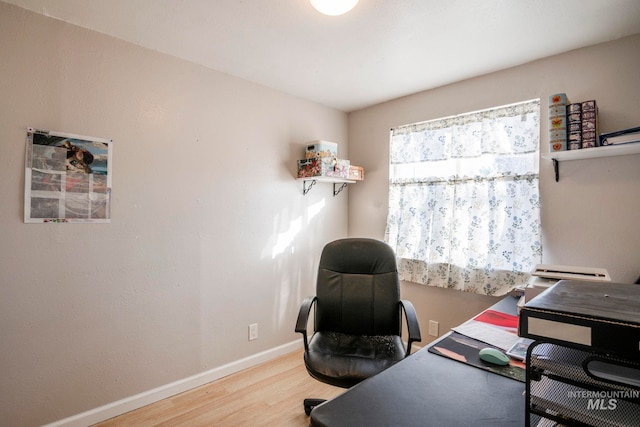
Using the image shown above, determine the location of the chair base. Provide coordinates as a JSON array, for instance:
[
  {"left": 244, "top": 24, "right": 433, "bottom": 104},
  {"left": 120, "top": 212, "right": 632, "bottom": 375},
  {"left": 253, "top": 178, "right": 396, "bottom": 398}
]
[{"left": 303, "top": 398, "right": 327, "bottom": 416}]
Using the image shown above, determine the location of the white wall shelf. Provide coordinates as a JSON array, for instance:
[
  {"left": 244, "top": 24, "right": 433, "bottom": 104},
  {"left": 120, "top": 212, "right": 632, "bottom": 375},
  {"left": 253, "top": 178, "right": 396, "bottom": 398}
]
[
  {"left": 542, "top": 143, "right": 640, "bottom": 182},
  {"left": 297, "top": 177, "right": 356, "bottom": 196}
]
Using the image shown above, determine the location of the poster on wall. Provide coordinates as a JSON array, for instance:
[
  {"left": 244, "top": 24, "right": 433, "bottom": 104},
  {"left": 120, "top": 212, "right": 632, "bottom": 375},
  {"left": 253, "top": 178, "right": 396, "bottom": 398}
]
[{"left": 24, "top": 127, "right": 113, "bottom": 223}]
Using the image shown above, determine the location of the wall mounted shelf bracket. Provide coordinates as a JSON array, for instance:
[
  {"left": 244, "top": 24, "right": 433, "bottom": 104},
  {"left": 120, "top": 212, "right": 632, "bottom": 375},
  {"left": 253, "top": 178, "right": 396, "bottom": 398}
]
[
  {"left": 302, "top": 179, "right": 317, "bottom": 195},
  {"left": 298, "top": 177, "right": 356, "bottom": 196},
  {"left": 333, "top": 182, "right": 348, "bottom": 196}
]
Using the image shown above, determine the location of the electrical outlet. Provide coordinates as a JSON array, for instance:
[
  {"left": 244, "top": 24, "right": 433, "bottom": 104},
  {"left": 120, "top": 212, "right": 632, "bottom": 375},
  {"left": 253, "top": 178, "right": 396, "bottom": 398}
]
[
  {"left": 248, "top": 323, "right": 258, "bottom": 341},
  {"left": 428, "top": 320, "right": 439, "bottom": 337}
]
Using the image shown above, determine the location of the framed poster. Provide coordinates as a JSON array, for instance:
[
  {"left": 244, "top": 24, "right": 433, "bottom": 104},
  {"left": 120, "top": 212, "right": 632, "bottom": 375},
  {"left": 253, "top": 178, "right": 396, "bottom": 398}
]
[{"left": 24, "top": 127, "right": 113, "bottom": 223}]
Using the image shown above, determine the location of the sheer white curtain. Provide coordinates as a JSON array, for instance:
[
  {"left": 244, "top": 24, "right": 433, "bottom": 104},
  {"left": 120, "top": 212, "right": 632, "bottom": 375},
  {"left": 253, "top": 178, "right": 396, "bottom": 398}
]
[{"left": 385, "top": 100, "right": 541, "bottom": 296}]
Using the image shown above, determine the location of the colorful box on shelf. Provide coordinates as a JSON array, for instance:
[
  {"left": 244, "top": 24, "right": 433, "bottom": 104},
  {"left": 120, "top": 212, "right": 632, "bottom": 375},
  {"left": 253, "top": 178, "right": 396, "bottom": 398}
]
[
  {"left": 582, "top": 131, "right": 597, "bottom": 148},
  {"left": 549, "top": 93, "right": 569, "bottom": 107},
  {"left": 549, "top": 129, "right": 567, "bottom": 152},
  {"left": 305, "top": 141, "right": 338, "bottom": 159},
  {"left": 348, "top": 165, "right": 364, "bottom": 181},
  {"left": 567, "top": 103, "right": 582, "bottom": 150},
  {"left": 580, "top": 100, "right": 598, "bottom": 148},
  {"left": 549, "top": 140, "right": 567, "bottom": 152},
  {"left": 567, "top": 103, "right": 582, "bottom": 115},
  {"left": 548, "top": 94, "right": 569, "bottom": 153},
  {"left": 297, "top": 157, "right": 350, "bottom": 179},
  {"left": 568, "top": 132, "right": 582, "bottom": 150},
  {"left": 548, "top": 105, "right": 566, "bottom": 117},
  {"left": 549, "top": 115, "right": 566, "bottom": 131}
]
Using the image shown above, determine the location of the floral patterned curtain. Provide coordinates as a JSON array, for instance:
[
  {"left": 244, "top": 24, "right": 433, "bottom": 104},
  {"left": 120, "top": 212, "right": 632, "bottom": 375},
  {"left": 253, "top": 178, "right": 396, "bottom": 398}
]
[{"left": 385, "top": 100, "right": 541, "bottom": 296}]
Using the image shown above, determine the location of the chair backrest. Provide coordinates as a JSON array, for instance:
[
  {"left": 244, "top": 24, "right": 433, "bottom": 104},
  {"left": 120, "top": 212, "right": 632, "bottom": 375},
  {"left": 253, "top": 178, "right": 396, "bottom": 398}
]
[{"left": 315, "top": 238, "right": 401, "bottom": 336}]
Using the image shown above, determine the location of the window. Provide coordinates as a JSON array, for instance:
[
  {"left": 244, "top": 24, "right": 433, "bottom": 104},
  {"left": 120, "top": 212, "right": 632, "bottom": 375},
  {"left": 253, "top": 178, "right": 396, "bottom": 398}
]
[{"left": 385, "top": 99, "right": 541, "bottom": 296}]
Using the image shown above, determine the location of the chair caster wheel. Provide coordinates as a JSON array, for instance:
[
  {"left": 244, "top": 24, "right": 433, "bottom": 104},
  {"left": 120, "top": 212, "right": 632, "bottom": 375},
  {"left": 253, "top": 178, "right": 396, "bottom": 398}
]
[{"left": 304, "top": 404, "right": 313, "bottom": 416}]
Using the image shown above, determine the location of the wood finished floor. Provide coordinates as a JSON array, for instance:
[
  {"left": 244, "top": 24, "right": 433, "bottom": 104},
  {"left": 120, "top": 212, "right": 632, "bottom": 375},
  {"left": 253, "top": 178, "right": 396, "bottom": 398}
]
[{"left": 92, "top": 350, "right": 343, "bottom": 427}]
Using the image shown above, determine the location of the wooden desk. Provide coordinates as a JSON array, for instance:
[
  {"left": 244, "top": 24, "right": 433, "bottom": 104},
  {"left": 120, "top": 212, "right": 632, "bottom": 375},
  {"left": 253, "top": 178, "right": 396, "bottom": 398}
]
[{"left": 310, "top": 296, "right": 525, "bottom": 426}]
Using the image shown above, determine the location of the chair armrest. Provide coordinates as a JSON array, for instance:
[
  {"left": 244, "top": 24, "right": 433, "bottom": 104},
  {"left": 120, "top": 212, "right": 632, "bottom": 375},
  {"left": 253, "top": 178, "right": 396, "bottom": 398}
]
[
  {"left": 295, "top": 296, "right": 317, "bottom": 352},
  {"left": 400, "top": 300, "right": 422, "bottom": 356}
]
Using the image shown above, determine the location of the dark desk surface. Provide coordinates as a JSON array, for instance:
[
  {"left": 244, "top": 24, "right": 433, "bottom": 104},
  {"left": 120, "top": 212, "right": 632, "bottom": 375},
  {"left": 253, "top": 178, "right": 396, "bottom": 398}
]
[{"left": 310, "top": 296, "right": 525, "bottom": 427}]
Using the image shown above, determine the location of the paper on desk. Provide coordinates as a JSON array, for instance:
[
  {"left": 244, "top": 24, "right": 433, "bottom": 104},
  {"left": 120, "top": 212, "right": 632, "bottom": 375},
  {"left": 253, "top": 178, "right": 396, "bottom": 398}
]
[{"left": 452, "top": 321, "right": 520, "bottom": 351}]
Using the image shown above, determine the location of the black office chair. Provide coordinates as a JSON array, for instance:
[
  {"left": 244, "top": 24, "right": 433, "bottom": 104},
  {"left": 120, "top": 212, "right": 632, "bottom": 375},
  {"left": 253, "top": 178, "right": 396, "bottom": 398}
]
[{"left": 295, "top": 238, "right": 422, "bottom": 415}]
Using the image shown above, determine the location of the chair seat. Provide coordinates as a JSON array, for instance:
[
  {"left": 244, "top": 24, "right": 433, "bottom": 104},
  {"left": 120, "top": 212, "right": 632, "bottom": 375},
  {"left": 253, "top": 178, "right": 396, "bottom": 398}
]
[{"left": 304, "top": 331, "right": 406, "bottom": 388}]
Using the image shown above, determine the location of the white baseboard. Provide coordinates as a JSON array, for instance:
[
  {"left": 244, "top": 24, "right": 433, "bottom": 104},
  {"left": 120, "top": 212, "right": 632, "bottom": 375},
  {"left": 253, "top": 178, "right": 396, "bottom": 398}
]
[{"left": 43, "top": 340, "right": 302, "bottom": 427}]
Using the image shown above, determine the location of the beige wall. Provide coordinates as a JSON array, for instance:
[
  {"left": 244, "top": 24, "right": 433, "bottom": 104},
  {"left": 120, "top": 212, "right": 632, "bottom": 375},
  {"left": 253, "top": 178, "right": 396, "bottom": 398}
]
[
  {"left": 2, "top": 2, "right": 640, "bottom": 425},
  {"left": 0, "top": 3, "right": 349, "bottom": 426},
  {"left": 348, "top": 34, "right": 640, "bottom": 343}
]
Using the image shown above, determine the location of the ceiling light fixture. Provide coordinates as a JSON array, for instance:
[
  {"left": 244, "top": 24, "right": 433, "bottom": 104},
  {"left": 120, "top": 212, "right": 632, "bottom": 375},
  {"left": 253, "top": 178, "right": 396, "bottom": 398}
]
[{"left": 310, "top": 0, "right": 359, "bottom": 16}]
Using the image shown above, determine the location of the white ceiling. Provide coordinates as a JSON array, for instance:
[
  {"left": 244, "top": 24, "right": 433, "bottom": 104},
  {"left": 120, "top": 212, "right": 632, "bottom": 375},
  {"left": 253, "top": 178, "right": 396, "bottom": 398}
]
[{"left": 4, "top": 0, "right": 640, "bottom": 112}]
